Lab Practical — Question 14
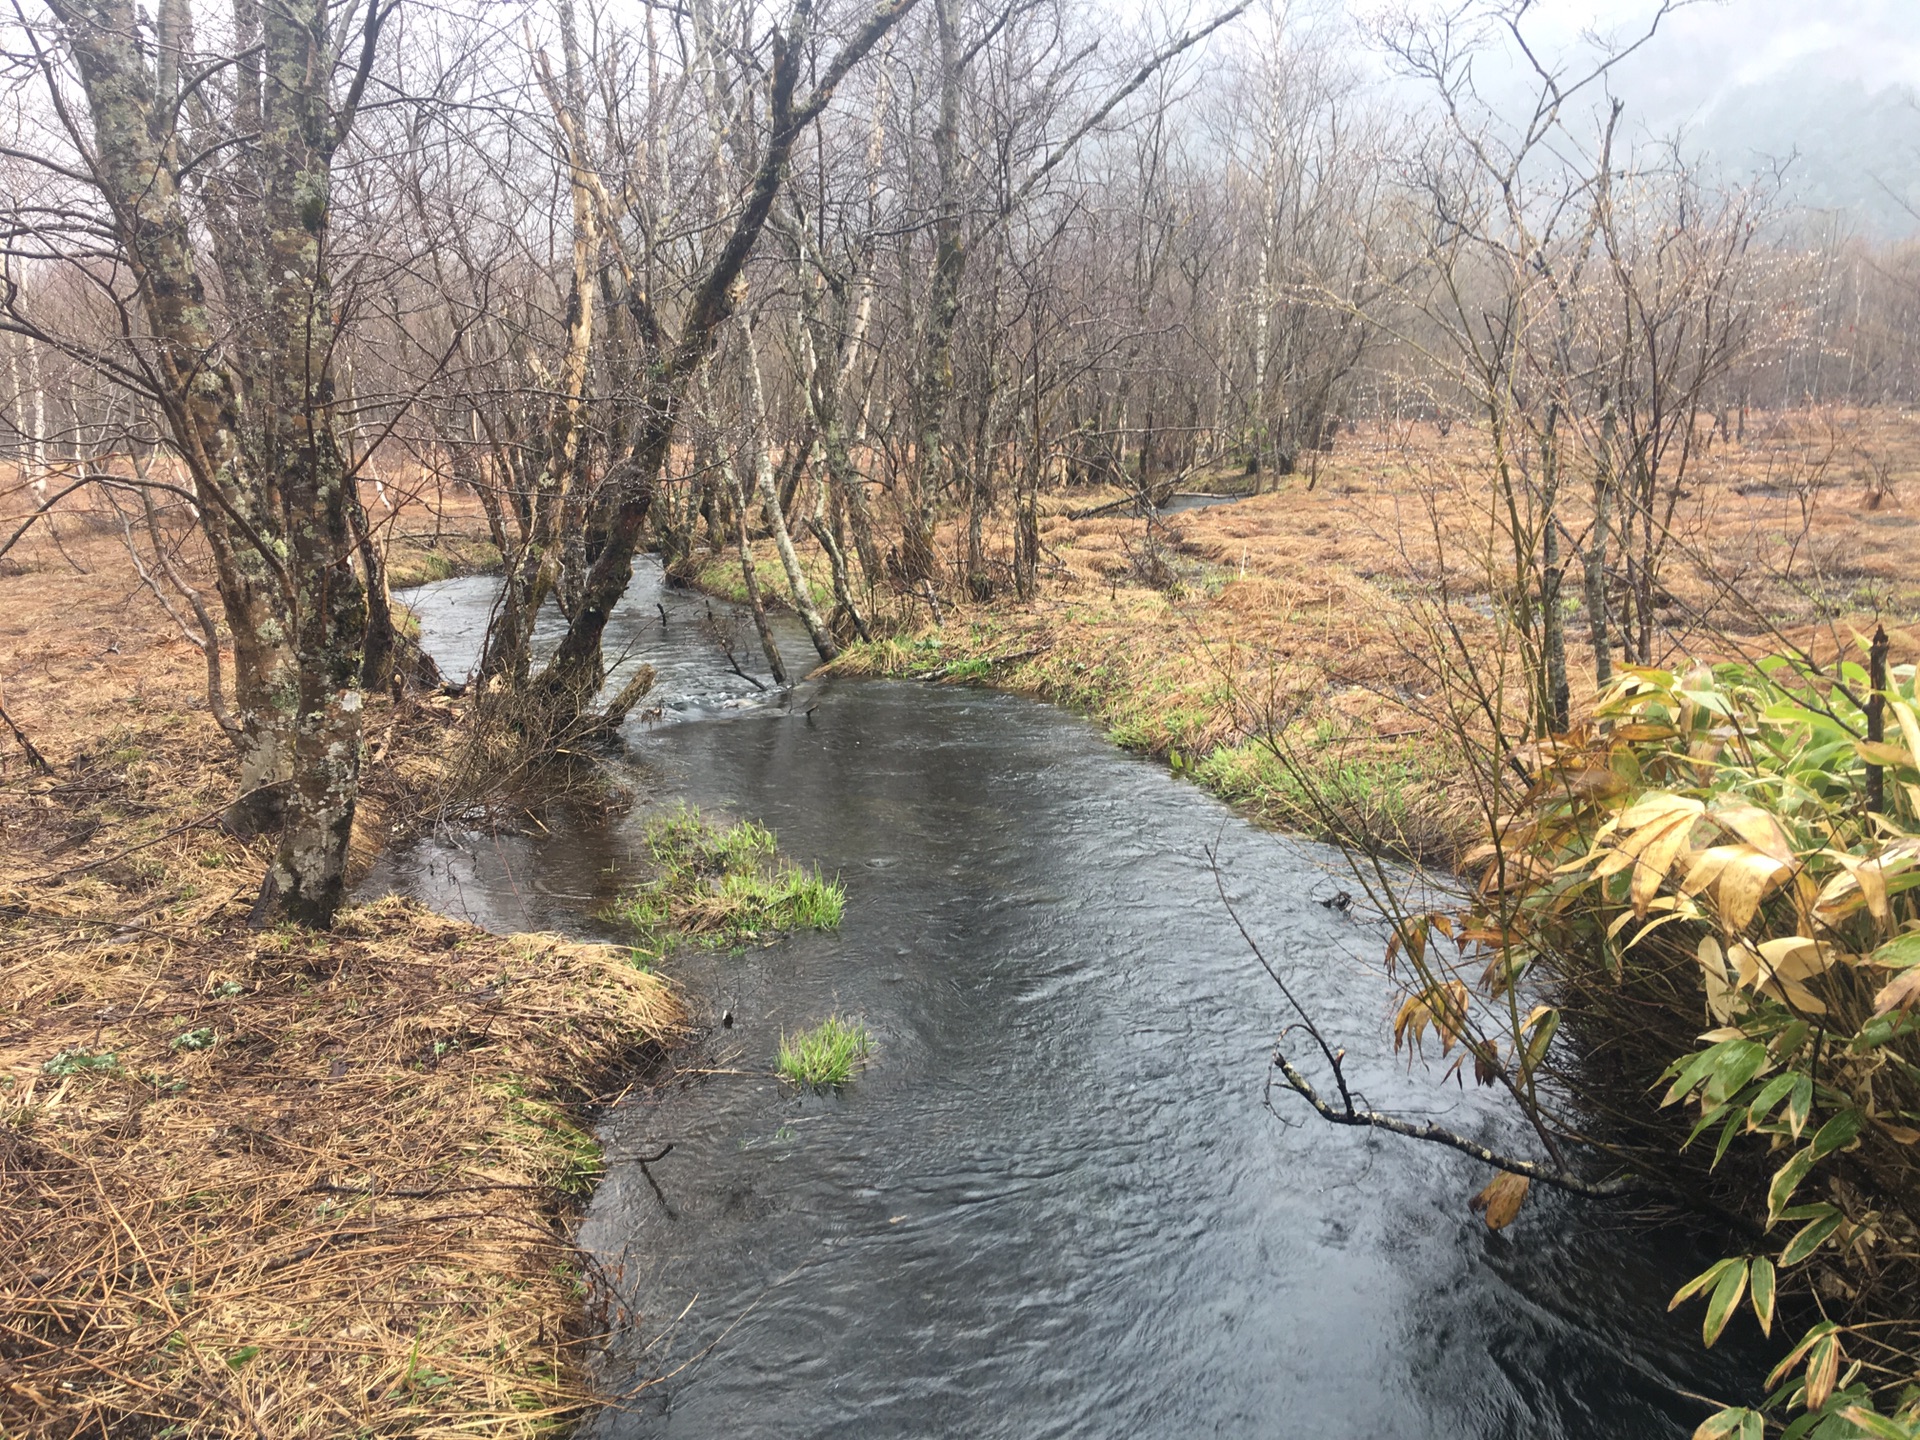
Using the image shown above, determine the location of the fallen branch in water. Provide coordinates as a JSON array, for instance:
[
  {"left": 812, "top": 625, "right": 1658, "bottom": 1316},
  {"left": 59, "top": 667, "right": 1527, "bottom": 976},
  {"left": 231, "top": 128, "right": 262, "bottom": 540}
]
[
  {"left": 1207, "top": 841, "right": 1645, "bottom": 1202},
  {"left": 1263, "top": 1049, "right": 1643, "bottom": 1198}
]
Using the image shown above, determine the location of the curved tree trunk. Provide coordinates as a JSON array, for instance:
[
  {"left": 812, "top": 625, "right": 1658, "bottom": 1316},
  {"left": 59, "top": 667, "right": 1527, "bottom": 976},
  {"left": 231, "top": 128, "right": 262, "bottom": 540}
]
[{"left": 739, "top": 317, "right": 837, "bottom": 661}]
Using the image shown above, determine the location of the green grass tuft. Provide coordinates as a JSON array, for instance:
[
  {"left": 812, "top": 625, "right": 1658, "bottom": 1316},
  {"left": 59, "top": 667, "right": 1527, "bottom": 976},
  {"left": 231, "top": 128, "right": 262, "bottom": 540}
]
[
  {"left": 776, "top": 1015, "right": 871, "bottom": 1089},
  {"left": 609, "top": 805, "right": 844, "bottom": 949}
]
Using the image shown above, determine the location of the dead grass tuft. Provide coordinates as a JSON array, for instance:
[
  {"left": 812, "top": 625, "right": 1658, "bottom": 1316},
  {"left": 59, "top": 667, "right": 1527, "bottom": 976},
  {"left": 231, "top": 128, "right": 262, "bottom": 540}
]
[{"left": 1, "top": 895, "right": 678, "bottom": 1437}]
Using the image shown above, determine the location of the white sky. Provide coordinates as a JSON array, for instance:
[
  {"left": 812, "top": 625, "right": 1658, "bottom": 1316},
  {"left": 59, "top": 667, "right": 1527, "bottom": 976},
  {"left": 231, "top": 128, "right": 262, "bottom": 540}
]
[{"left": 1455, "top": 0, "right": 1920, "bottom": 119}]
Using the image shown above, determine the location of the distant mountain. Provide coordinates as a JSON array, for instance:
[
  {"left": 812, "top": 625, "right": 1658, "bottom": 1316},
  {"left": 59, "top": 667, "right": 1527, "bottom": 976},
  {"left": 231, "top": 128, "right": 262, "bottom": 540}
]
[{"left": 1686, "top": 65, "right": 1920, "bottom": 239}]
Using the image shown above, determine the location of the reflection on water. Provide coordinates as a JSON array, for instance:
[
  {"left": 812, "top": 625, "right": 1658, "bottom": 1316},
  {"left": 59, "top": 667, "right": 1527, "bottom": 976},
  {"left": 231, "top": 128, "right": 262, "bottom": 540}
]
[{"left": 367, "top": 562, "right": 1765, "bottom": 1439}]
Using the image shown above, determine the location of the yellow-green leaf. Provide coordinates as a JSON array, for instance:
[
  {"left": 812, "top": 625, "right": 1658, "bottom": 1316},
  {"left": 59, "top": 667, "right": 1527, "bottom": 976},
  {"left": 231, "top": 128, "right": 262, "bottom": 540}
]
[
  {"left": 1670, "top": 1256, "right": 1741, "bottom": 1312},
  {"left": 1780, "top": 1207, "right": 1844, "bottom": 1266},
  {"left": 1702, "top": 1257, "right": 1748, "bottom": 1346},
  {"left": 1767, "top": 1148, "right": 1816, "bottom": 1221},
  {"left": 1765, "top": 1320, "right": 1838, "bottom": 1388},
  {"left": 1749, "top": 1256, "right": 1775, "bottom": 1337},
  {"left": 1805, "top": 1331, "right": 1841, "bottom": 1410}
]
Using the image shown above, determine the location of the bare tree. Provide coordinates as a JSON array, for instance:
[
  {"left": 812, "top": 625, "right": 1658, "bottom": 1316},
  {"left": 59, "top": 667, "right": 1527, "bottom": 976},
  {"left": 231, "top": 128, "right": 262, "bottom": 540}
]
[{"left": 3, "top": 0, "right": 394, "bottom": 923}]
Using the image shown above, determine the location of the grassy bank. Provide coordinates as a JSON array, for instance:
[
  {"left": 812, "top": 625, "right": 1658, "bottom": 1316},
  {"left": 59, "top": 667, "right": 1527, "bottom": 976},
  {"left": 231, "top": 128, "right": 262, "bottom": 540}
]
[
  {"left": 1, "top": 501, "right": 671, "bottom": 1436},
  {"left": 385, "top": 527, "right": 502, "bottom": 589}
]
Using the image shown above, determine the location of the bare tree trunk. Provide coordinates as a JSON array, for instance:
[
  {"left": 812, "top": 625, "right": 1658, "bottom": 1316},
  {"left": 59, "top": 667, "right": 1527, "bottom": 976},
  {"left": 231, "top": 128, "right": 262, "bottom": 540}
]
[
  {"left": 1586, "top": 407, "right": 1615, "bottom": 689},
  {"left": 482, "top": 5, "right": 598, "bottom": 683},
  {"left": 728, "top": 460, "right": 789, "bottom": 686},
  {"left": 739, "top": 315, "right": 837, "bottom": 660},
  {"left": 534, "top": 0, "right": 915, "bottom": 704},
  {"left": 902, "top": 0, "right": 965, "bottom": 586},
  {"left": 250, "top": 0, "right": 371, "bottom": 926}
]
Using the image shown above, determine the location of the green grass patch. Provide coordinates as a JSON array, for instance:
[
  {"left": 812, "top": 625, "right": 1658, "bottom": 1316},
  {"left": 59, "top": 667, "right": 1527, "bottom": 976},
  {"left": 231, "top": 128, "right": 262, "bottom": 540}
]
[
  {"left": 777, "top": 1015, "right": 871, "bottom": 1089},
  {"left": 609, "top": 805, "right": 844, "bottom": 949},
  {"left": 42, "top": 1047, "right": 122, "bottom": 1079}
]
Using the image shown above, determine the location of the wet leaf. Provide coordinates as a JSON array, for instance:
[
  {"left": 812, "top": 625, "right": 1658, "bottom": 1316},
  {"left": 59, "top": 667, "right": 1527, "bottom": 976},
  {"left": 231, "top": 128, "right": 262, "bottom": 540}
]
[{"left": 1469, "top": 1170, "right": 1530, "bottom": 1230}]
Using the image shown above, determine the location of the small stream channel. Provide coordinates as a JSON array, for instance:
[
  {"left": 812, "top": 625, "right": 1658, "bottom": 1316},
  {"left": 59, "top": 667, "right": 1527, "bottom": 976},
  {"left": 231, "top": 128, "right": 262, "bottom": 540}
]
[{"left": 367, "top": 562, "right": 1765, "bottom": 1438}]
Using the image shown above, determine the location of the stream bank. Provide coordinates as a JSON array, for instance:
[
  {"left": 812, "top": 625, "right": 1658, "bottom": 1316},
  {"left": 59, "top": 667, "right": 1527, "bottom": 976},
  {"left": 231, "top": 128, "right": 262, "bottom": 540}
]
[
  {"left": 0, "top": 514, "right": 679, "bottom": 1438},
  {"left": 690, "top": 486, "right": 1473, "bottom": 867}
]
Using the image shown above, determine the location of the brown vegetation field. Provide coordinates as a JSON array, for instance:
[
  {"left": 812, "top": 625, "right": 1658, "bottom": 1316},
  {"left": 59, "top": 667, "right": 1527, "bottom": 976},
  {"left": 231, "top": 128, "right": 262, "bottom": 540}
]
[
  {"left": 826, "top": 409, "right": 1920, "bottom": 859},
  {"left": 0, "top": 488, "right": 678, "bottom": 1437},
  {"left": 3, "top": 406, "right": 1916, "bottom": 1433}
]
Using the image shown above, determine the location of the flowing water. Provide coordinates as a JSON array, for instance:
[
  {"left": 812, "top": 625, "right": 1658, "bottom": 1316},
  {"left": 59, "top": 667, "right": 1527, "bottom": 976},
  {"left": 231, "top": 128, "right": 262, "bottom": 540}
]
[{"left": 369, "top": 564, "right": 1764, "bottom": 1439}]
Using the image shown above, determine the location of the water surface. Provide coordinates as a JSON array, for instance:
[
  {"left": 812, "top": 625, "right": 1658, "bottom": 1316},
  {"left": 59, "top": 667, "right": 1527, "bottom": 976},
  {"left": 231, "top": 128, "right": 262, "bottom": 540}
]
[{"left": 371, "top": 562, "right": 1763, "bottom": 1439}]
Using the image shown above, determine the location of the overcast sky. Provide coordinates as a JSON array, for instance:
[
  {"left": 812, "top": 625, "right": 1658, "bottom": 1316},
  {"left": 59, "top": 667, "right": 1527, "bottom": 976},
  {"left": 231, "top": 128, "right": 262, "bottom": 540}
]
[{"left": 1436, "top": 0, "right": 1920, "bottom": 121}]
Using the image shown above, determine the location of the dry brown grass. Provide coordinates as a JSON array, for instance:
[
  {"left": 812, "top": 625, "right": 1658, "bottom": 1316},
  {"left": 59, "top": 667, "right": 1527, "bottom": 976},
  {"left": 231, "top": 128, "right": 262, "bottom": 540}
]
[
  {"left": 0, "top": 902, "right": 676, "bottom": 1437},
  {"left": 1, "top": 489, "right": 675, "bottom": 1438},
  {"left": 816, "top": 407, "right": 1920, "bottom": 860}
]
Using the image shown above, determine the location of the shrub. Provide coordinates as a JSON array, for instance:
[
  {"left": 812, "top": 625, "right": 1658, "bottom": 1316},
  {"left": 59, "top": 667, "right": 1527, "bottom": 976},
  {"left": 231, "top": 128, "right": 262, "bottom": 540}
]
[{"left": 1458, "top": 655, "right": 1920, "bottom": 1432}]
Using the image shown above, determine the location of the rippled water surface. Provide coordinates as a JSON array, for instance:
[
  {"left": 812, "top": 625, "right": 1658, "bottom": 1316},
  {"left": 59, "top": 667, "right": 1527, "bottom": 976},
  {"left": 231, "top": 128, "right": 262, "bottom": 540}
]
[{"left": 370, "top": 562, "right": 1764, "bottom": 1439}]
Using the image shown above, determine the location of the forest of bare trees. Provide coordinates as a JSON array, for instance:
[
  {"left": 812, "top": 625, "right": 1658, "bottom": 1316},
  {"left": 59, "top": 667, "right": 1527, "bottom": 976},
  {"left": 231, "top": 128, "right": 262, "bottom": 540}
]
[{"left": 3, "top": 0, "right": 1917, "bottom": 925}]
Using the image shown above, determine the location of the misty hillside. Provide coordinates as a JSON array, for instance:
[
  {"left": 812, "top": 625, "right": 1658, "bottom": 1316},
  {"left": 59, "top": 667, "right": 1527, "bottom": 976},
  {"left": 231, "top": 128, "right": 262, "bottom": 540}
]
[{"left": 1690, "top": 63, "right": 1920, "bottom": 238}]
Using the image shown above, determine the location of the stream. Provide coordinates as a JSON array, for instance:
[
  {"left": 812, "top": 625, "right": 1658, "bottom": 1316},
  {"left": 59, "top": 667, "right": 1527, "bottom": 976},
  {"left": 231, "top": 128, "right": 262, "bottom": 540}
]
[{"left": 368, "top": 562, "right": 1765, "bottom": 1438}]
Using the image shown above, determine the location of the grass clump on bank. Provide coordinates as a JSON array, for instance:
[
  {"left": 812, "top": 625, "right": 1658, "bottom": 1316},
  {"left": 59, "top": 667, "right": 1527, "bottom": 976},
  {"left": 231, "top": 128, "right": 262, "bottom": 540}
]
[
  {"left": 612, "top": 805, "right": 844, "bottom": 948},
  {"left": 828, "top": 591, "right": 1464, "bottom": 864},
  {"left": 777, "top": 1015, "right": 872, "bottom": 1088}
]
